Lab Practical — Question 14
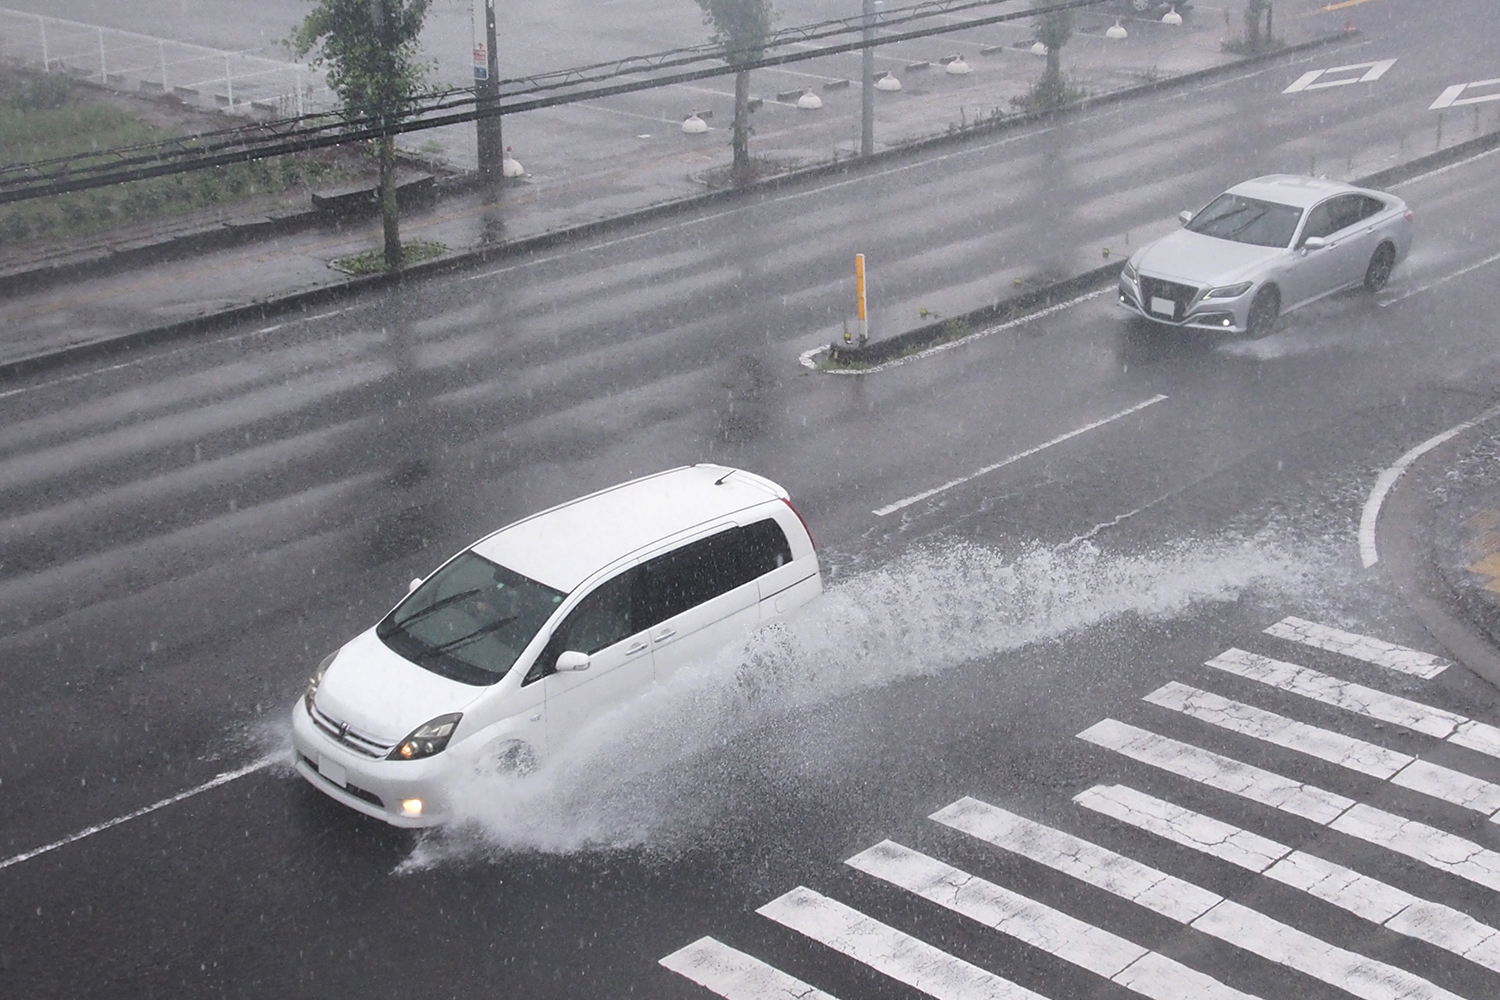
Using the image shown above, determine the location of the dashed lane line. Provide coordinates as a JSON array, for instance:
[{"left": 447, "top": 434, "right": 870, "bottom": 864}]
[
  {"left": 0, "top": 756, "right": 277, "bottom": 873},
  {"left": 933, "top": 796, "right": 1466, "bottom": 1000},
  {"left": 1263, "top": 616, "right": 1452, "bottom": 677},
  {"left": 1076, "top": 783, "right": 1500, "bottom": 975},
  {"left": 758, "top": 885, "right": 1047, "bottom": 1000},
  {"left": 1077, "top": 719, "right": 1500, "bottom": 892},
  {"left": 1206, "top": 647, "right": 1500, "bottom": 758},
  {"left": 848, "top": 840, "right": 1261, "bottom": 1000},
  {"left": 660, "top": 936, "right": 843, "bottom": 1000}
]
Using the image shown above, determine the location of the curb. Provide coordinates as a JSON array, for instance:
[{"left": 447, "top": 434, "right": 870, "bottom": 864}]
[{"left": 0, "top": 28, "right": 1363, "bottom": 382}]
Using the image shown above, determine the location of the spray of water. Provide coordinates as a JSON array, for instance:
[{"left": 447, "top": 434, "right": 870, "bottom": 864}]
[{"left": 397, "top": 527, "right": 1338, "bottom": 869}]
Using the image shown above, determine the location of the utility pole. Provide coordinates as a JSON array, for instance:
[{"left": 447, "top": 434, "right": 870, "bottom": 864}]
[
  {"left": 860, "top": 0, "right": 875, "bottom": 157},
  {"left": 474, "top": 0, "right": 503, "bottom": 181}
]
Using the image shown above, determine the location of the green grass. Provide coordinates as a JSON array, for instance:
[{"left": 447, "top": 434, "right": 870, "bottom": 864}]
[
  {"left": 0, "top": 69, "right": 358, "bottom": 246},
  {"left": 331, "top": 239, "right": 447, "bottom": 275}
]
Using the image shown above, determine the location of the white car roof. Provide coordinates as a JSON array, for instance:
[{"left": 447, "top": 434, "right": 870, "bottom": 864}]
[
  {"left": 1225, "top": 174, "right": 1363, "bottom": 209},
  {"left": 471, "top": 464, "right": 789, "bottom": 592}
]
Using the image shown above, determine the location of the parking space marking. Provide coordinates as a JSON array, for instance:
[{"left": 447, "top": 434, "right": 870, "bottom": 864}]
[
  {"left": 872, "top": 395, "right": 1168, "bottom": 516},
  {"left": 1284, "top": 59, "right": 1396, "bottom": 94},
  {"left": 0, "top": 755, "right": 277, "bottom": 873},
  {"left": 1430, "top": 79, "right": 1500, "bottom": 110}
]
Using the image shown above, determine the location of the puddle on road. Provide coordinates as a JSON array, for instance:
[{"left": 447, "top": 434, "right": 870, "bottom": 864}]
[{"left": 395, "top": 528, "right": 1341, "bottom": 870}]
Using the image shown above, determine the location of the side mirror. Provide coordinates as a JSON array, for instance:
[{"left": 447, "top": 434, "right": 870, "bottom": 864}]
[
  {"left": 1302, "top": 236, "right": 1328, "bottom": 251},
  {"left": 554, "top": 650, "right": 591, "bottom": 672},
  {"left": 1177, "top": 210, "right": 1193, "bottom": 225},
  {"left": 408, "top": 577, "right": 423, "bottom": 593}
]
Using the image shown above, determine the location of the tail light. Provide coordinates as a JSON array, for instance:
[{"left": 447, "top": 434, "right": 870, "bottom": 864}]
[{"left": 781, "top": 498, "right": 816, "bottom": 551}]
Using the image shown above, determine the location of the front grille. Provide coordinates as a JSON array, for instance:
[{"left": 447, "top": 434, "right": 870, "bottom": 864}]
[
  {"left": 1139, "top": 276, "right": 1200, "bottom": 322},
  {"left": 309, "top": 703, "right": 395, "bottom": 759}
]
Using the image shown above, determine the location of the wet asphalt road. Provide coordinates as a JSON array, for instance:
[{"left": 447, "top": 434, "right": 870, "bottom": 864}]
[{"left": 5, "top": 3, "right": 1500, "bottom": 997}]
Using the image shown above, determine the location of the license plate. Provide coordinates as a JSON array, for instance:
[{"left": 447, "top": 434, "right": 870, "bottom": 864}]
[
  {"left": 1150, "top": 296, "right": 1176, "bottom": 317},
  {"left": 318, "top": 756, "right": 348, "bottom": 788}
]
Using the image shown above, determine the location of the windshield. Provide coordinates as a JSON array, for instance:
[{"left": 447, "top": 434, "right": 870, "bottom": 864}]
[
  {"left": 377, "top": 553, "right": 565, "bottom": 685},
  {"left": 1186, "top": 193, "right": 1304, "bottom": 248}
]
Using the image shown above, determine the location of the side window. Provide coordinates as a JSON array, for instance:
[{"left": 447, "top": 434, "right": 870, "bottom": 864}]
[
  {"left": 1301, "top": 201, "right": 1338, "bottom": 243},
  {"left": 1357, "top": 195, "right": 1386, "bottom": 222},
  {"left": 715, "top": 519, "right": 793, "bottom": 590},
  {"left": 525, "top": 570, "right": 638, "bottom": 684},
  {"left": 638, "top": 535, "right": 726, "bottom": 628}
]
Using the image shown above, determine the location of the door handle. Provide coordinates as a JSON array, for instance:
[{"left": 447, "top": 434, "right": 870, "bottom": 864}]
[
  {"left": 626, "top": 642, "right": 650, "bottom": 655},
  {"left": 652, "top": 628, "right": 677, "bottom": 641}
]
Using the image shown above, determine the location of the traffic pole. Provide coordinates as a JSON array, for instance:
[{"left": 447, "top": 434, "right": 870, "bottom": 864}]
[
  {"left": 855, "top": 253, "right": 868, "bottom": 345},
  {"left": 474, "top": 0, "right": 504, "bottom": 181}
]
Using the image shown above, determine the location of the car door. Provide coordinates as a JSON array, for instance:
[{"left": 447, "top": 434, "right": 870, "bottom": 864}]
[
  {"left": 528, "top": 567, "right": 654, "bottom": 754},
  {"left": 638, "top": 529, "right": 758, "bottom": 683},
  {"left": 1285, "top": 197, "right": 1351, "bottom": 308},
  {"left": 1334, "top": 194, "right": 1388, "bottom": 285}
]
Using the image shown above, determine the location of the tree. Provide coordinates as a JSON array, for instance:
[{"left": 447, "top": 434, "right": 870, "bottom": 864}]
[
  {"left": 694, "top": 0, "right": 775, "bottom": 187},
  {"left": 1243, "top": 0, "right": 1270, "bottom": 52},
  {"left": 1031, "top": 0, "right": 1076, "bottom": 109},
  {"left": 291, "top": 0, "right": 431, "bottom": 270}
]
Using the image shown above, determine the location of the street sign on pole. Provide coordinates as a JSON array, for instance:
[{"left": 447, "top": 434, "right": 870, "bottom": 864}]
[{"left": 474, "top": 0, "right": 504, "bottom": 180}]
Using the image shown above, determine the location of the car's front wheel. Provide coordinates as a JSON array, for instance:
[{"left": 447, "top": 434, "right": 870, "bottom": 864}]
[
  {"left": 1247, "top": 286, "right": 1280, "bottom": 339},
  {"left": 1364, "top": 243, "right": 1396, "bottom": 292}
]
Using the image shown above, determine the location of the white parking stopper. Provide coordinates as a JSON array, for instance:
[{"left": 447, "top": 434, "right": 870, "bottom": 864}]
[
  {"left": 874, "top": 71, "right": 902, "bottom": 91},
  {"left": 501, "top": 146, "right": 524, "bottom": 177},
  {"left": 1162, "top": 6, "right": 1183, "bottom": 25},
  {"left": 681, "top": 113, "right": 709, "bottom": 134},
  {"left": 796, "top": 89, "right": 823, "bottom": 109},
  {"left": 1030, "top": 41, "right": 1048, "bottom": 56},
  {"left": 945, "top": 55, "right": 971, "bottom": 75},
  {"left": 1106, "top": 20, "right": 1128, "bottom": 39}
]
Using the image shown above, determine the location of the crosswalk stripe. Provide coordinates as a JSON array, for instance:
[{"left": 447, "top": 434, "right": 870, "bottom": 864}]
[
  {"left": 1076, "top": 718, "right": 1356, "bottom": 822},
  {"left": 1144, "top": 682, "right": 1500, "bottom": 818},
  {"left": 1075, "top": 784, "right": 1500, "bottom": 975},
  {"left": 1078, "top": 718, "right": 1500, "bottom": 893},
  {"left": 659, "top": 936, "right": 844, "bottom": 1000},
  {"left": 848, "top": 839, "right": 1260, "bottom": 1000},
  {"left": 1263, "top": 617, "right": 1451, "bottom": 678},
  {"left": 756, "top": 886, "right": 1047, "bottom": 1000},
  {"left": 933, "top": 797, "right": 1466, "bottom": 1000},
  {"left": 1209, "top": 648, "right": 1500, "bottom": 761}
]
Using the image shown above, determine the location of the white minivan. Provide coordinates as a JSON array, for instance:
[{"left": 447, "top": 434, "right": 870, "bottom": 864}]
[{"left": 291, "top": 465, "right": 821, "bottom": 826}]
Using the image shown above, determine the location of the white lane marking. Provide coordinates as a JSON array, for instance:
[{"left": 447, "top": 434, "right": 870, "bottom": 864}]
[
  {"left": 1081, "top": 720, "right": 1500, "bottom": 893},
  {"left": 1264, "top": 616, "right": 1452, "bottom": 677},
  {"left": 660, "top": 936, "right": 843, "bottom": 1000},
  {"left": 800, "top": 288, "right": 1111, "bottom": 375},
  {"left": 1076, "top": 784, "right": 1291, "bottom": 873},
  {"left": 1430, "top": 79, "right": 1500, "bottom": 110},
  {"left": 1206, "top": 648, "right": 1466, "bottom": 740},
  {"left": 1144, "top": 681, "right": 1412, "bottom": 778},
  {"left": 848, "top": 840, "right": 1260, "bottom": 1000},
  {"left": 872, "top": 395, "right": 1168, "bottom": 516},
  {"left": 757, "top": 885, "right": 1046, "bottom": 1000},
  {"left": 1077, "top": 782, "right": 1500, "bottom": 974},
  {"left": 1076, "top": 718, "right": 1355, "bottom": 823},
  {"left": 930, "top": 797, "right": 1224, "bottom": 922},
  {"left": 0, "top": 756, "right": 278, "bottom": 872},
  {"left": 1284, "top": 59, "right": 1397, "bottom": 93},
  {"left": 1379, "top": 247, "right": 1500, "bottom": 306},
  {"left": 1357, "top": 404, "right": 1500, "bottom": 568},
  {"left": 1145, "top": 681, "right": 1500, "bottom": 817},
  {"left": 1390, "top": 145, "right": 1500, "bottom": 188},
  {"left": 936, "top": 796, "right": 1465, "bottom": 1000}
]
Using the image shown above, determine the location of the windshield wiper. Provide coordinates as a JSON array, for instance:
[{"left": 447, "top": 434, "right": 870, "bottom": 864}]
[
  {"left": 414, "top": 616, "right": 518, "bottom": 659},
  {"left": 392, "top": 588, "right": 483, "bottom": 629},
  {"left": 1225, "top": 209, "right": 1270, "bottom": 239}
]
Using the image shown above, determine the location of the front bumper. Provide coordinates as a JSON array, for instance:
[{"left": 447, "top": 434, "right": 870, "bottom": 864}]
[
  {"left": 1117, "top": 275, "right": 1247, "bottom": 334},
  {"left": 290, "top": 701, "right": 451, "bottom": 827}
]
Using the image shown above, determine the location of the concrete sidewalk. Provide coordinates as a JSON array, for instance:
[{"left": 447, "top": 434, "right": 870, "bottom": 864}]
[{"left": 0, "top": 6, "right": 1356, "bottom": 375}]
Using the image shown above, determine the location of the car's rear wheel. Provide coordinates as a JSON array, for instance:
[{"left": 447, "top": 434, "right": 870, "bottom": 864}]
[
  {"left": 1247, "top": 286, "right": 1280, "bottom": 339},
  {"left": 1364, "top": 243, "right": 1396, "bottom": 292}
]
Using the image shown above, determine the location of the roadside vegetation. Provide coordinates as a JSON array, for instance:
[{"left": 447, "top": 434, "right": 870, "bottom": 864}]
[
  {"left": 0, "top": 66, "right": 360, "bottom": 248},
  {"left": 1012, "top": 0, "right": 1086, "bottom": 112}
]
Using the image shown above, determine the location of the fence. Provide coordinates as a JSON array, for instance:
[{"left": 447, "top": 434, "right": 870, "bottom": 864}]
[{"left": 0, "top": 7, "right": 332, "bottom": 118}]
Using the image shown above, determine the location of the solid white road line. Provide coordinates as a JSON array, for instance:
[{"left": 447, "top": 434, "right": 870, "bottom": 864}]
[
  {"left": 848, "top": 839, "right": 1260, "bottom": 1000},
  {"left": 1076, "top": 784, "right": 1500, "bottom": 976},
  {"left": 1143, "top": 682, "right": 1500, "bottom": 818},
  {"left": 757, "top": 886, "right": 1047, "bottom": 1000},
  {"left": 872, "top": 395, "right": 1168, "bottom": 516},
  {"left": 1356, "top": 405, "right": 1500, "bottom": 569},
  {"left": 1076, "top": 718, "right": 1356, "bottom": 823},
  {"left": 932, "top": 797, "right": 1464, "bottom": 1000},
  {"left": 659, "top": 936, "right": 843, "bottom": 1000},
  {"left": 1263, "top": 616, "right": 1452, "bottom": 677},
  {"left": 1378, "top": 248, "right": 1500, "bottom": 307},
  {"left": 1079, "top": 719, "right": 1500, "bottom": 893},
  {"left": 0, "top": 755, "right": 278, "bottom": 872},
  {"left": 1207, "top": 647, "right": 1500, "bottom": 761},
  {"left": 1144, "top": 681, "right": 1412, "bottom": 778}
]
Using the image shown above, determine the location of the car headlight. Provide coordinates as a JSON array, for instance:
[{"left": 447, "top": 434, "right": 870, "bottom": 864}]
[
  {"left": 1121, "top": 258, "right": 1139, "bottom": 282},
  {"left": 304, "top": 650, "right": 337, "bottom": 712},
  {"left": 390, "top": 713, "right": 463, "bottom": 761},
  {"left": 1205, "top": 281, "right": 1253, "bottom": 299}
]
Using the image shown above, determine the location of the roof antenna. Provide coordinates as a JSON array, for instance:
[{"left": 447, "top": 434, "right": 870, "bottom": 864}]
[{"left": 714, "top": 468, "right": 737, "bottom": 485}]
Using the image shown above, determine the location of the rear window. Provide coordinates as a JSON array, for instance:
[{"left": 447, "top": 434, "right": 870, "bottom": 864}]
[
  {"left": 378, "top": 553, "right": 565, "bottom": 685},
  {"left": 1187, "top": 193, "right": 1303, "bottom": 248}
]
